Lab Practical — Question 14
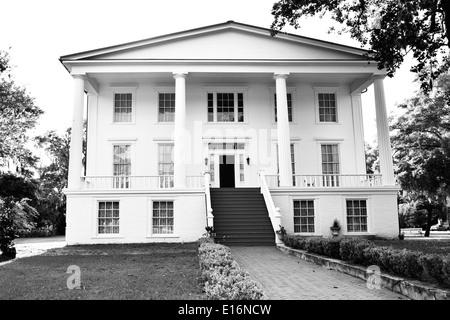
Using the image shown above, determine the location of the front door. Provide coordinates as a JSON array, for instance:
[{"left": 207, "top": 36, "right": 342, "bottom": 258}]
[{"left": 219, "top": 155, "right": 235, "bottom": 188}]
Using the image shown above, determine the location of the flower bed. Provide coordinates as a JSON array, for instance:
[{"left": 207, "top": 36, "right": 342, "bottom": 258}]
[
  {"left": 282, "top": 234, "right": 450, "bottom": 288},
  {"left": 198, "top": 239, "right": 266, "bottom": 300}
]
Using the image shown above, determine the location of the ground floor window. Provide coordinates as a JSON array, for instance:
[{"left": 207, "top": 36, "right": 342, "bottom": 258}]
[
  {"left": 98, "top": 201, "right": 119, "bottom": 234},
  {"left": 346, "top": 200, "right": 368, "bottom": 232},
  {"left": 153, "top": 201, "right": 174, "bottom": 234},
  {"left": 293, "top": 200, "right": 315, "bottom": 233}
]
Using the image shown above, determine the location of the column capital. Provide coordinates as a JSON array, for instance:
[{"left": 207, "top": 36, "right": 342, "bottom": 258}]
[
  {"left": 72, "top": 74, "right": 87, "bottom": 80},
  {"left": 273, "top": 73, "right": 289, "bottom": 80},
  {"left": 173, "top": 72, "right": 188, "bottom": 79},
  {"left": 372, "top": 75, "right": 386, "bottom": 81}
]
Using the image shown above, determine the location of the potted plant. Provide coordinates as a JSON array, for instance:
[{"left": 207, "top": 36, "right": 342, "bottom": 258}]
[
  {"left": 330, "top": 219, "right": 341, "bottom": 237},
  {"left": 276, "top": 225, "right": 287, "bottom": 240}
]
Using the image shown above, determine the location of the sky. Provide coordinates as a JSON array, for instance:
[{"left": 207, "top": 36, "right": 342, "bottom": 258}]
[{"left": 1, "top": 0, "right": 419, "bottom": 147}]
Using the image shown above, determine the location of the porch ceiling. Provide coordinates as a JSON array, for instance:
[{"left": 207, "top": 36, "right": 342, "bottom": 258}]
[{"left": 87, "top": 72, "right": 373, "bottom": 88}]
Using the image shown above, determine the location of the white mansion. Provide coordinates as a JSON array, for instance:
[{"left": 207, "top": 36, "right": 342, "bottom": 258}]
[{"left": 61, "top": 21, "right": 399, "bottom": 245}]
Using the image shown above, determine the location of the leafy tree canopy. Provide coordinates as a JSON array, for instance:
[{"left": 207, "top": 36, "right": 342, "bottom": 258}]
[
  {"left": 391, "top": 72, "right": 450, "bottom": 235},
  {"left": 271, "top": 0, "right": 450, "bottom": 95},
  {"left": 0, "top": 50, "right": 43, "bottom": 174}
]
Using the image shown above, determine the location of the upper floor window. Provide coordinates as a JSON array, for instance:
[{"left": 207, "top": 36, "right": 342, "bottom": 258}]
[
  {"left": 318, "top": 93, "right": 337, "bottom": 122},
  {"left": 321, "top": 144, "right": 340, "bottom": 187},
  {"left": 158, "top": 143, "right": 174, "bottom": 188},
  {"left": 158, "top": 93, "right": 175, "bottom": 122},
  {"left": 114, "top": 93, "right": 133, "bottom": 123},
  {"left": 207, "top": 92, "right": 244, "bottom": 123},
  {"left": 274, "top": 93, "right": 293, "bottom": 122},
  {"left": 113, "top": 145, "right": 131, "bottom": 188}
]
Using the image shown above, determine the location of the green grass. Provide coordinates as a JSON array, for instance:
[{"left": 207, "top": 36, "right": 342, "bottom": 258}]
[
  {"left": 0, "top": 243, "right": 206, "bottom": 300},
  {"left": 372, "top": 239, "right": 450, "bottom": 255}
]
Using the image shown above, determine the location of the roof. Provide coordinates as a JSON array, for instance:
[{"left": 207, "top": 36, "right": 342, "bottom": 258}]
[{"left": 60, "top": 20, "right": 372, "bottom": 62}]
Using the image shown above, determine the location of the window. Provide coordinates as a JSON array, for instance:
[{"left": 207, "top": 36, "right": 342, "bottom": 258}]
[
  {"left": 153, "top": 201, "right": 174, "bottom": 234},
  {"left": 346, "top": 200, "right": 368, "bottom": 232},
  {"left": 158, "top": 93, "right": 175, "bottom": 122},
  {"left": 276, "top": 144, "right": 296, "bottom": 186},
  {"left": 113, "top": 145, "right": 131, "bottom": 188},
  {"left": 98, "top": 201, "right": 119, "bottom": 234},
  {"left": 114, "top": 93, "right": 133, "bottom": 122},
  {"left": 274, "top": 93, "right": 293, "bottom": 122},
  {"left": 207, "top": 92, "right": 245, "bottom": 123},
  {"left": 158, "top": 144, "right": 174, "bottom": 188},
  {"left": 318, "top": 93, "right": 337, "bottom": 122},
  {"left": 294, "top": 200, "right": 315, "bottom": 233},
  {"left": 321, "top": 144, "right": 340, "bottom": 186}
]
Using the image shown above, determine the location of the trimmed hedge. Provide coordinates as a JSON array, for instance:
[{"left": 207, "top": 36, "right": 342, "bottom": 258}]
[
  {"left": 198, "top": 239, "right": 266, "bottom": 300},
  {"left": 281, "top": 234, "right": 450, "bottom": 287}
]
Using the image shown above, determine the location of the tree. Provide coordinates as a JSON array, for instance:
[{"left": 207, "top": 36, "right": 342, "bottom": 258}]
[
  {"left": 365, "top": 142, "right": 379, "bottom": 174},
  {"left": 35, "top": 125, "right": 86, "bottom": 235},
  {"left": 0, "top": 50, "right": 43, "bottom": 175},
  {"left": 271, "top": 0, "right": 450, "bottom": 96},
  {"left": 35, "top": 129, "right": 70, "bottom": 235},
  {"left": 0, "top": 197, "right": 38, "bottom": 258},
  {"left": 391, "top": 72, "right": 450, "bottom": 236}
]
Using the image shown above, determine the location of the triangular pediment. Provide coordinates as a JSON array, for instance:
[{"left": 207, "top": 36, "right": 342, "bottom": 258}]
[{"left": 61, "top": 21, "right": 370, "bottom": 62}]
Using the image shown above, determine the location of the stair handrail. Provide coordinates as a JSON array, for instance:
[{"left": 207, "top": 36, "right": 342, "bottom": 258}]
[
  {"left": 259, "top": 170, "right": 283, "bottom": 244},
  {"left": 204, "top": 171, "right": 214, "bottom": 229}
]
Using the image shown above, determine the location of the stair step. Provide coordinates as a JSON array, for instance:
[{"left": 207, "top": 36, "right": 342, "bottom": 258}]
[{"left": 210, "top": 187, "right": 274, "bottom": 246}]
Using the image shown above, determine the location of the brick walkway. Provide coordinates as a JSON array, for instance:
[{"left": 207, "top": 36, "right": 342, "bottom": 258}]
[{"left": 230, "top": 246, "right": 407, "bottom": 300}]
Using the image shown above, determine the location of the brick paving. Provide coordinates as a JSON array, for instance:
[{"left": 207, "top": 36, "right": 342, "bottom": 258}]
[{"left": 230, "top": 246, "right": 407, "bottom": 300}]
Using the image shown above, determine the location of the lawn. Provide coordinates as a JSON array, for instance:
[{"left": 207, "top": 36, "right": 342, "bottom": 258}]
[
  {"left": 372, "top": 238, "right": 450, "bottom": 255},
  {"left": 0, "top": 242, "right": 206, "bottom": 300}
]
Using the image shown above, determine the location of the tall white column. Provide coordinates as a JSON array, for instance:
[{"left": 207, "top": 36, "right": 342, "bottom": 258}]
[
  {"left": 373, "top": 77, "right": 395, "bottom": 186},
  {"left": 68, "top": 75, "right": 85, "bottom": 189},
  {"left": 351, "top": 94, "right": 366, "bottom": 175},
  {"left": 173, "top": 73, "right": 187, "bottom": 188},
  {"left": 274, "top": 73, "right": 293, "bottom": 187}
]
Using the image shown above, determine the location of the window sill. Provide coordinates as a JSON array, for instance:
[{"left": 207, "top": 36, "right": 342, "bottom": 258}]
[
  {"left": 146, "top": 234, "right": 180, "bottom": 238},
  {"left": 92, "top": 235, "right": 124, "bottom": 239}
]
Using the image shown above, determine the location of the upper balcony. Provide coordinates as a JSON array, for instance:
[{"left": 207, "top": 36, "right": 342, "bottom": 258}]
[
  {"left": 264, "top": 174, "right": 383, "bottom": 189},
  {"left": 79, "top": 173, "right": 383, "bottom": 191}
]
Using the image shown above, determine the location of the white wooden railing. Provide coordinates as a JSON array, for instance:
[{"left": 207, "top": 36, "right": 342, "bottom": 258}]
[
  {"left": 81, "top": 175, "right": 204, "bottom": 190},
  {"left": 204, "top": 172, "right": 214, "bottom": 229},
  {"left": 265, "top": 174, "right": 383, "bottom": 188},
  {"left": 259, "top": 171, "right": 283, "bottom": 245}
]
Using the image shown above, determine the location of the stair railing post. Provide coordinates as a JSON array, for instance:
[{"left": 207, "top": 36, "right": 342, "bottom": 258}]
[{"left": 204, "top": 171, "right": 214, "bottom": 230}]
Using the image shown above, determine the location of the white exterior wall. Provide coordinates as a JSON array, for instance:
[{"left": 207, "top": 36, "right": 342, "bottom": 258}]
[
  {"left": 272, "top": 190, "right": 399, "bottom": 238},
  {"left": 66, "top": 192, "right": 206, "bottom": 245},
  {"left": 87, "top": 80, "right": 365, "bottom": 181}
]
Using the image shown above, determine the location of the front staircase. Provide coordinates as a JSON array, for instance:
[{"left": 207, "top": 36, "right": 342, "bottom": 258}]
[{"left": 210, "top": 188, "right": 275, "bottom": 246}]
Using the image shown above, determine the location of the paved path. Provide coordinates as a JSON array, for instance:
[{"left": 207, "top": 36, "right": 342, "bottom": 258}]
[
  {"left": 230, "top": 246, "right": 407, "bottom": 300},
  {"left": 14, "top": 236, "right": 66, "bottom": 258}
]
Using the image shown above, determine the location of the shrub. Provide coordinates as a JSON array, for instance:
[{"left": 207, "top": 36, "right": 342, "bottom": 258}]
[
  {"left": 419, "top": 254, "right": 446, "bottom": 285},
  {"left": 198, "top": 241, "right": 266, "bottom": 300},
  {"left": 339, "top": 238, "right": 374, "bottom": 264},
  {"left": 0, "top": 198, "right": 17, "bottom": 259},
  {"left": 322, "top": 237, "right": 342, "bottom": 259},
  {"left": 305, "top": 237, "right": 325, "bottom": 255},
  {"left": 397, "top": 249, "right": 424, "bottom": 279},
  {"left": 443, "top": 257, "right": 450, "bottom": 286}
]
